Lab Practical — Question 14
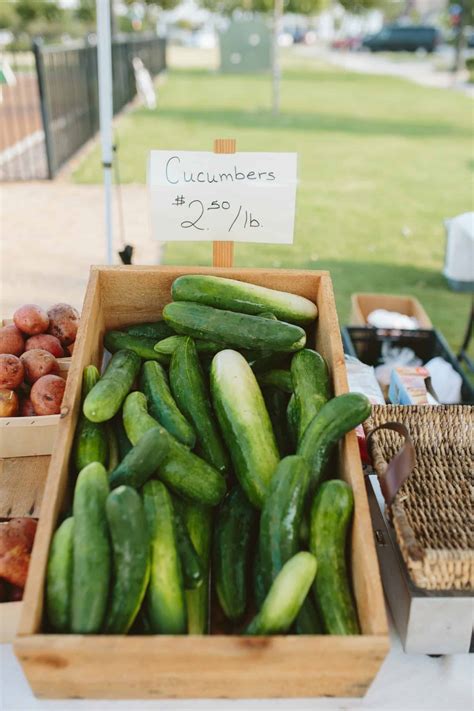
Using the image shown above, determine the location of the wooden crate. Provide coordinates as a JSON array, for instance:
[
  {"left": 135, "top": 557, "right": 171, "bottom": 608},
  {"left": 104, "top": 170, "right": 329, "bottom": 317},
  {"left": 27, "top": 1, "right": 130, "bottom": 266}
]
[
  {"left": 350, "top": 293, "right": 432, "bottom": 329},
  {"left": 14, "top": 266, "right": 389, "bottom": 699},
  {"left": 0, "top": 455, "right": 49, "bottom": 643},
  {"left": 0, "top": 361, "right": 70, "bottom": 458}
]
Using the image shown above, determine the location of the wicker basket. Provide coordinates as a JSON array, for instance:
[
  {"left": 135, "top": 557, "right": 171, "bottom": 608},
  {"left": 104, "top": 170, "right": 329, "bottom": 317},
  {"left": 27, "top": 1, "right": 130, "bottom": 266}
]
[{"left": 365, "top": 404, "right": 473, "bottom": 592}]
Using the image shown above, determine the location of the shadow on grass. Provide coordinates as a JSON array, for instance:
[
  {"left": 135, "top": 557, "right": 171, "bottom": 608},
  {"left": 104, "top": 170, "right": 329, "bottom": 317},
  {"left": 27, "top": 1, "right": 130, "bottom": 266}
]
[
  {"left": 307, "top": 259, "right": 448, "bottom": 292},
  {"left": 135, "top": 106, "right": 470, "bottom": 138},
  {"left": 164, "top": 250, "right": 446, "bottom": 292}
]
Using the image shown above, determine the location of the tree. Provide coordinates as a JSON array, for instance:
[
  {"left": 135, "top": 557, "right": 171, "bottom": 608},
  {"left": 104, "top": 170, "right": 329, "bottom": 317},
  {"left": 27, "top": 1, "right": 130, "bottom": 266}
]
[
  {"left": 76, "top": 0, "right": 96, "bottom": 24},
  {"left": 0, "top": 1, "right": 16, "bottom": 31},
  {"left": 42, "top": 1, "right": 62, "bottom": 22},
  {"left": 202, "top": 0, "right": 323, "bottom": 12},
  {"left": 337, "top": 0, "right": 379, "bottom": 10},
  {"left": 453, "top": 0, "right": 474, "bottom": 72},
  {"left": 15, "top": 0, "right": 42, "bottom": 27}
]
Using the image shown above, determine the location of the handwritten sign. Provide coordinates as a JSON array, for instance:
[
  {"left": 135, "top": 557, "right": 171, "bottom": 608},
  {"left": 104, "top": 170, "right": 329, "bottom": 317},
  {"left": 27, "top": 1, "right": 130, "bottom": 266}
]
[{"left": 148, "top": 151, "right": 297, "bottom": 244}]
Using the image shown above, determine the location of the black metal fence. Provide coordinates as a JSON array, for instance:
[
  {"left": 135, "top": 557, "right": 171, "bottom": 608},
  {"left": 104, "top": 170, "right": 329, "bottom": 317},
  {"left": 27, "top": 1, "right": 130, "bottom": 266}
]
[
  {"left": 0, "top": 34, "right": 166, "bottom": 181},
  {"left": 0, "top": 51, "right": 47, "bottom": 180}
]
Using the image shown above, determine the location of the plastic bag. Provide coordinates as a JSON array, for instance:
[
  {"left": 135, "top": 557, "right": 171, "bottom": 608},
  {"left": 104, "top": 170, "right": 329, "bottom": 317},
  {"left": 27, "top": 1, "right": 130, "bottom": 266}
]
[
  {"left": 374, "top": 342, "right": 422, "bottom": 389},
  {"left": 425, "top": 357, "right": 462, "bottom": 405},
  {"left": 367, "top": 309, "right": 419, "bottom": 330}
]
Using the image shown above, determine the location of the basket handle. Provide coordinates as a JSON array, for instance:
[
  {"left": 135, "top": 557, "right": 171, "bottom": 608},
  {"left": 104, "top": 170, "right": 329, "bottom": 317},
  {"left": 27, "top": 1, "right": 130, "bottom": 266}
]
[{"left": 366, "top": 422, "right": 415, "bottom": 506}]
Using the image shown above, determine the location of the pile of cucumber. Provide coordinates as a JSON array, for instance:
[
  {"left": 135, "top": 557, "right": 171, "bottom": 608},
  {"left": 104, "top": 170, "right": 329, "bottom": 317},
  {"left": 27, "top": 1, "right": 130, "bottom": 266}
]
[{"left": 45, "top": 275, "right": 371, "bottom": 637}]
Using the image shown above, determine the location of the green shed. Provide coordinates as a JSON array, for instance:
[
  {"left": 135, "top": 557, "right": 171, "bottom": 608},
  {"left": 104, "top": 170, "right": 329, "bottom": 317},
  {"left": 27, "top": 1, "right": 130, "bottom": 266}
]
[{"left": 219, "top": 16, "right": 272, "bottom": 74}]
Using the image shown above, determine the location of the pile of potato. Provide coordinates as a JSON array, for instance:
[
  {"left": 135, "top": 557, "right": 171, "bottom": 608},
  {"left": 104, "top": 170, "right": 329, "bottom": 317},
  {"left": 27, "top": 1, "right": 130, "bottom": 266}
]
[{"left": 0, "top": 303, "right": 79, "bottom": 418}]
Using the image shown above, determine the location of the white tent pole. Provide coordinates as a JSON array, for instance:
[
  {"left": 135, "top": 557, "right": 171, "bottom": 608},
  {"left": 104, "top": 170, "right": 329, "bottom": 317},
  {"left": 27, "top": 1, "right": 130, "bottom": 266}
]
[{"left": 96, "top": 0, "right": 114, "bottom": 264}]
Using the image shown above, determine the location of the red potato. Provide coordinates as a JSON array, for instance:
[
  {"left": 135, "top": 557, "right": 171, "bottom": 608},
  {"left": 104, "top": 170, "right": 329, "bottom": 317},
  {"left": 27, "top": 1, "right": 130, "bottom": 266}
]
[
  {"left": 30, "top": 374, "right": 65, "bottom": 415},
  {"left": 0, "top": 354, "right": 24, "bottom": 390},
  {"left": 13, "top": 304, "right": 49, "bottom": 336},
  {"left": 66, "top": 342, "right": 75, "bottom": 356},
  {"left": 0, "top": 389, "right": 19, "bottom": 417},
  {"left": 0, "top": 324, "right": 24, "bottom": 356},
  {"left": 25, "top": 334, "right": 63, "bottom": 358},
  {"left": 0, "top": 518, "right": 38, "bottom": 589},
  {"left": 20, "top": 349, "right": 59, "bottom": 384},
  {"left": 20, "top": 397, "right": 36, "bottom": 417},
  {"left": 47, "top": 303, "right": 80, "bottom": 346}
]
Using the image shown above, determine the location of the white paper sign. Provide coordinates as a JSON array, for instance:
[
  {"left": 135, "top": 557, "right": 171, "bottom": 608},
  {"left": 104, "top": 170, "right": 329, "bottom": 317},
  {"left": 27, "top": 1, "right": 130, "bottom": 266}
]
[{"left": 148, "top": 151, "right": 297, "bottom": 244}]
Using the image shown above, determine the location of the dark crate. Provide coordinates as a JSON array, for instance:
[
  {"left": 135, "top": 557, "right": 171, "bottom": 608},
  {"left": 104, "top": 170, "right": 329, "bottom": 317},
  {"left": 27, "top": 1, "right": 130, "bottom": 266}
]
[{"left": 341, "top": 327, "right": 474, "bottom": 405}]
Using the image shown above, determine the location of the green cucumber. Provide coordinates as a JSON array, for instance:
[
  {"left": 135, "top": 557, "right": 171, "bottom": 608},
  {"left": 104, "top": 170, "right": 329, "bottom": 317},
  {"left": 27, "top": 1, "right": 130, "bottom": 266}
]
[
  {"left": 169, "top": 337, "right": 230, "bottom": 476},
  {"left": 247, "top": 351, "right": 291, "bottom": 374},
  {"left": 82, "top": 364, "right": 100, "bottom": 394},
  {"left": 253, "top": 546, "right": 266, "bottom": 610},
  {"left": 258, "top": 455, "right": 309, "bottom": 595},
  {"left": 258, "top": 312, "right": 278, "bottom": 320},
  {"left": 294, "top": 595, "right": 323, "bottom": 635},
  {"left": 113, "top": 412, "right": 133, "bottom": 460},
  {"left": 83, "top": 349, "right": 141, "bottom": 423},
  {"left": 46, "top": 517, "right": 74, "bottom": 632},
  {"left": 71, "top": 463, "right": 110, "bottom": 633},
  {"left": 262, "top": 386, "right": 291, "bottom": 458},
  {"left": 103, "top": 486, "right": 150, "bottom": 634},
  {"left": 109, "top": 426, "right": 169, "bottom": 490},
  {"left": 291, "top": 349, "right": 330, "bottom": 443},
  {"left": 179, "top": 500, "right": 212, "bottom": 634},
  {"left": 211, "top": 350, "right": 280, "bottom": 508},
  {"left": 174, "top": 501, "right": 204, "bottom": 590},
  {"left": 140, "top": 360, "right": 196, "bottom": 447},
  {"left": 163, "top": 302, "right": 306, "bottom": 353},
  {"left": 105, "top": 422, "right": 119, "bottom": 472},
  {"left": 213, "top": 486, "right": 257, "bottom": 622},
  {"left": 122, "top": 391, "right": 164, "bottom": 444},
  {"left": 287, "top": 394, "right": 299, "bottom": 448},
  {"left": 245, "top": 552, "right": 317, "bottom": 635},
  {"left": 73, "top": 365, "right": 108, "bottom": 471},
  {"left": 172, "top": 275, "right": 318, "bottom": 326},
  {"left": 104, "top": 330, "right": 168, "bottom": 363},
  {"left": 309, "top": 480, "right": 359, "bottom": 635},
  {"left": 123, "top": 392, "right": 226, "bottom": 506},
  {"left": 297, "top": 393, "right": 371, "bottom": 499},
  {"left": 142, "top": 481, "right": 187, "bottom": 634},
  {"left": 257, "top": 369, "right": 293, "bottom": 393},
  {"left": 125, "top": 320, "right": 174, "bottom": 340},
  {"left": 155, "top": 335, "right": 222, "bottom": 356}
]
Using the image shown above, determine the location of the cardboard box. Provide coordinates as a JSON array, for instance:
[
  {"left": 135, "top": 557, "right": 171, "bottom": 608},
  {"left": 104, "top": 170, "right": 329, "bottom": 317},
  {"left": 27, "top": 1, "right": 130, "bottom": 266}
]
[{"left": 350, "top": 293, "right": 432, "bottom": 329}]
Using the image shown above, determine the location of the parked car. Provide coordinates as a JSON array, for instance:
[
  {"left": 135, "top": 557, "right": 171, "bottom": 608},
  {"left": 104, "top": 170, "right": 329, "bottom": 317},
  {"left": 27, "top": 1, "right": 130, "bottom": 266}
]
[
  {"left": 362, "top": 25, "right": 441, "bottom": 53},
  {"left": 331, "top": 36, "right": 362, "bottom": 51}
]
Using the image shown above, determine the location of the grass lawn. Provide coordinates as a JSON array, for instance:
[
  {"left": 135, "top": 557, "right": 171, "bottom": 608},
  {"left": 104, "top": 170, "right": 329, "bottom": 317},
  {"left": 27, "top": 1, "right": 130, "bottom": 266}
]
[{"left": 73, "top": 56, "right": 473, "bottom": 353}]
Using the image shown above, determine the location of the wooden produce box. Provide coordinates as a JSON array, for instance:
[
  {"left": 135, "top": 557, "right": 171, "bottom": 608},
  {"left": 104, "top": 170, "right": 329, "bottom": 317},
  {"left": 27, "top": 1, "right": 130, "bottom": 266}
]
[
  {"left": 0, "top": 361, "right": 70, "bottom": 458},
  {"left": 0, "top": 455, "right": 49, "bottom": 642},
  {"left": 350, "top": 293, "right": 432, "bottom": 329},
  {"left": 15, "top": 266, "right": 389, "bottom": 700}
]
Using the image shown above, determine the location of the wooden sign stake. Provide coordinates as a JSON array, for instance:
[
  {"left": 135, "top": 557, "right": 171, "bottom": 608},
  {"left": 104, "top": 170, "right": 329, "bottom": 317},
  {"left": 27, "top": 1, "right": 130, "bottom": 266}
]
[{"left": 213, "top": 138, "right": 236, "bottom": 268}]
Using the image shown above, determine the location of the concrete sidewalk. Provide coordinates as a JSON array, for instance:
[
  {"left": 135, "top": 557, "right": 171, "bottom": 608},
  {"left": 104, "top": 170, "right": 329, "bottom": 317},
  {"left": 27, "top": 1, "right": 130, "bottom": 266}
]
[
  {"left": 296, "top": 46, "right": 474, "bottom": 97},
  {"left": 1, "top": 182, "right": 161, "bottom": 315}
]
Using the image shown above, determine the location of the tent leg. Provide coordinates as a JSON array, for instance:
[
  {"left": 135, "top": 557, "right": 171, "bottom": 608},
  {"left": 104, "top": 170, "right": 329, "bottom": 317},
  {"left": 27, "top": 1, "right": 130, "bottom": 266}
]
[
  {"left": 96, "top": 0, "right": 114, "bottom": 264},
  {"left": 104, "top": 165, "right": 113, "bottom": 264}
]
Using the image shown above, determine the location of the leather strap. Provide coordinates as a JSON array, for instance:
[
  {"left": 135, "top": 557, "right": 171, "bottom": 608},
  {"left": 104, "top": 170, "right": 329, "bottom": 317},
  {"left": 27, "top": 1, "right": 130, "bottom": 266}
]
[{"left": 366, "top": 422, "right": 416, "bottom": 506}]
